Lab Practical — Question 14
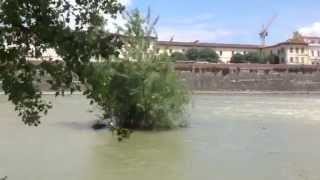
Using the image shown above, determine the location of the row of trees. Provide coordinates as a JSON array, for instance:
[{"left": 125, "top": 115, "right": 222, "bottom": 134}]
[
  {"left": 171, "top": 48, "right": 219, "bottom": 63},
  {"left": 230, "top": 52, "right": 280, "bottom": 64},
  {"left": 170, "top": 48, "right": 280, "bottom": 64}
]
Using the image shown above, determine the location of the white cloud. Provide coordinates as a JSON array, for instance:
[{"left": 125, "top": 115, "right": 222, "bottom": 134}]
[
  {"left": 299, "top": 22, "right": 320, "bottom": 36},
  {"left": 157, "top": 13, "right": 235, "bottom": 42},
  {"left": 105, "top": 0, "right": 133, "bottom": 32},
  {"left": 64, "top": 0, "right": 132, "bottom": 31},
  {"left": 119, "top": 0, "right": 132, "bottom": 6},
  {"left": 157, "top": 26, "right": 233, "bottom": 42}
]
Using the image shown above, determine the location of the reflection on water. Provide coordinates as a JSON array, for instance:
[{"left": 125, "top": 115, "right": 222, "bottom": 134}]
[{"left": 1, "top": 94, "right": 320, "bottom": 180}]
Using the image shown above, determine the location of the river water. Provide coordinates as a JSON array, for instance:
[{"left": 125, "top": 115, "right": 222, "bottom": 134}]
[{"left": 1, "top": 94, "right": 320, "bottom": 180}]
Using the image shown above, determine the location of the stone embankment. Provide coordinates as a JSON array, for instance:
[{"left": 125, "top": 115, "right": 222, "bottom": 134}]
[{"left": 176, "top": 63, "right": 320, "bottom": 91}]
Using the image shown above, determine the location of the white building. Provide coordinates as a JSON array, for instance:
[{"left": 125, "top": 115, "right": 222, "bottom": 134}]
[
  {"left": 302, "top": 36, "right": 320, "bottom": 64},
  {"left": 156, "top": 32, "right": 320, "bottom": 65},
  {"left": 27, "top": 32, "right": 320, "bottom": 65},
  {"left": 156, "top": 41, "right": 260, "bottom": 63},
  {"left": 263, "top": 35, "right": 310, "bottom": 64}
]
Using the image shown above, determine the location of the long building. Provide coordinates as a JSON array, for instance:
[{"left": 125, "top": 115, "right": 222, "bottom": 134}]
[{"left": 156, "top": 32, "right": 320, "bottom": 65}]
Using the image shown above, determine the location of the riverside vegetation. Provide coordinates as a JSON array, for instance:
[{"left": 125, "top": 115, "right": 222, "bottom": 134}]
[
  {"left": 0, "top": 0, "right": 189, "bottom": 140},
  {"left": 85, "top": 9, "right": 190, "bottom": 139},
  {"left": 0, "top": 0, "right": 124, "bottom": 125}
]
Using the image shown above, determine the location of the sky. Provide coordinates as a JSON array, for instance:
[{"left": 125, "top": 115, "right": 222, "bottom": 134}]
[{"left": 121, "top": 0, "right": 320, "bottom": 45}]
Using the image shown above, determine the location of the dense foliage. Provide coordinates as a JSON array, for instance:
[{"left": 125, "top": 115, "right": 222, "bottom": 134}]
[
  {"left": 86, "top": 60, "right": 189, "bottom": 130},
  {"left": 230, "top": 52, "right": 279, "bottom": 64},
  {"left": 0, "top": 0, "right": 124, "bottom": 125},
  {"left": 198, "top": 48, "right": 219, "bottom": 62},
  {"left": 185, "top": 48, "right": 199, "bottom": 61},
  {"left": 171, "top": 52, "right": 187, "bottom": 61},
  {"left": 84, "top": 9, "right": 190, "bottom": 130},
  {"left": 230, "top": 53, "right": 246, "bottom": 63},
  {"left": 266, "top": 54, "right": 280, "bottom": 64},
  {"left": 185, "top": 48, "right": 219, "bottom": 62}
]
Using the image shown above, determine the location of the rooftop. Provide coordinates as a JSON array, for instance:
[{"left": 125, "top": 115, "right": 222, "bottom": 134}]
[
  {"left": 156, "top": 41, "right": 261, "bottom": 49},
  {"left": 302, "top": 36, "right": 320, "bottom": 40},
  {"left": 157, "top": 34, "right": 320, "bottom": 49}
]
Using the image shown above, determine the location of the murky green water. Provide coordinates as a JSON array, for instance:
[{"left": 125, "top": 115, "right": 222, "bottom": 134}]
[{"left": 1, "top": 94, "right": 320, "bottom": 180}]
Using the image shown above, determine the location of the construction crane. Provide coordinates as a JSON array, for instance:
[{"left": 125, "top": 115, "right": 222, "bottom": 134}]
[{"left": 259, "top": 14, "right": 278, "bottom": 47}]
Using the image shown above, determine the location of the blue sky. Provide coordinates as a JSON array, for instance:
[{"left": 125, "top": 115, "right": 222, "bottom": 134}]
[{"left": 124, "top": 0, "right": 320, "bottom": 45}]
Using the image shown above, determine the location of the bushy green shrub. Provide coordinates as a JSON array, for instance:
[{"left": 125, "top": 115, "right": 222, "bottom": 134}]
[
  {"left": 230, "top": 53, "right": 246, "bottom": 63},
  {"left": 84, "top": 8, "right": 190, "bottom": 131},
  {"left": 185, "top": 48, "right": 219, "bottom": 62},
  {"left": 85, "top": 59, "right": 189, "bottom": 130},
  {"left": 198, "top": 48, "right": 219, "bottom": 62},
  {"left": 266, "top": 54, "right": 280, "bottom": 64},
  {"left": 231, "top": 52, "right": 273, "bottom": 64},
  {"left": 171, "top": 52, "right": 187, "bottom": 61},
  {"left": 245, "top": 52, "right": 265, "bottom": 63},
  {"left": 186, "top": 48, "right": 199, "bottom": 61}
]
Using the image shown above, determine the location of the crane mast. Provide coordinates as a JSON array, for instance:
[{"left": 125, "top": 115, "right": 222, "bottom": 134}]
[{"left": 259, "top": 14, "right": 277, "bottom": 47}]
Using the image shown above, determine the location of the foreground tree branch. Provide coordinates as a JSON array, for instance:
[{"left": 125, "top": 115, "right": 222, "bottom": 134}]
[{"left": 0, "top": 0, "right": 124, "bottom": 125}]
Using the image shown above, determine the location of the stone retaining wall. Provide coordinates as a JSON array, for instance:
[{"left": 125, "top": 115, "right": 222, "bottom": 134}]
[{"left": 176, "top": 63, "right": 320, "bottom": 91}]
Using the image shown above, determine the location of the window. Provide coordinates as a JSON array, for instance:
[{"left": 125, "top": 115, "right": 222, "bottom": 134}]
[
  {"left": 301, "top": 57, "right": 305, "bottom": 64},
  {"left": 169, "top": 49, "right": 173, "bottom": 53},
  {"left": 270, "top": 50, "right": 273, "bottom": 54},
  {"left": 296, "top": 48, "right": 299, "bottom": 53},
  {"left": 156, "top": 48, "right": 160, "bottom": 53},
  {"left": 290, "top": 48, "right": 293, "bottom": 53},
  {"left": 182, "top": 49, "right": 186, "bottom": 52},
  {"left": 318, "top": 51, "right": 320, "bottom": 57},
  {"left": 243, "top": 51, "right": 247, "bottom": 54},
  {"left": 311, "top": 40, "right": 315, "bottom": 44},
  {"left": 295, "top": 57, "right": 299, "bottom": 63},
  {"left": 232, "top": 51, "right": 234, "bottom": 55},
  {"left": 312, "top": 50, "right": 314, "bottom": 56},
  {"left": 290, "top": 57, "right": 294, "bottom": 63},
  {"left": 301, "top": 48, "right": 305, "bottom": 54},
  {"left": 220, "top": 51, "right": 223, "bottom": 56}
]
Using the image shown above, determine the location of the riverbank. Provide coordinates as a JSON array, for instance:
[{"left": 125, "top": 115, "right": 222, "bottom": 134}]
[
  {"left": 3, "top": 90, "right": 320, "bottom": 96},
  {"left": 192, "top": 90, "right": 320, "bottom": 95}
]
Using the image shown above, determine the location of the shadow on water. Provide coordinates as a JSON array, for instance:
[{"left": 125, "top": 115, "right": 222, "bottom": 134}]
[
  {"left": 55, "top": 121, "right": 95, "bottom": 131},
  {"left": 89, "top": 129, "right": 190, "bottom": 180}
]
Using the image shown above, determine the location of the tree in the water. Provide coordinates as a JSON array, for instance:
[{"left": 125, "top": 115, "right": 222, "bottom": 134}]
[
  {"left": 84, "top": 9, "right": 190, "bottom": 131},
  {"left": 0, "top": 0, "right": 124, "bottom": 125}
]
